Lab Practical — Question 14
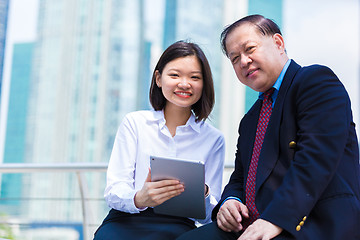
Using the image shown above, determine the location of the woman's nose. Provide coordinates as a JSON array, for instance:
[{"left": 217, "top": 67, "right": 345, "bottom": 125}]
[{"left": 178, "top": 78, "right": 191, "bottom": 88}]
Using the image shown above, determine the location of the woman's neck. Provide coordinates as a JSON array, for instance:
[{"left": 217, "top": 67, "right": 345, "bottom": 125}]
[{"left": 163, "top": 105, "right": 191, "bottom": 137}]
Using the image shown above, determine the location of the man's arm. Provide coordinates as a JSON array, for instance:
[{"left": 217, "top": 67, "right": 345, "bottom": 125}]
[
  {"left": 212, "top": 128, "right": 247, "bottom": 220},
  {"left": 260, "top": 65, "right": 353, "bottom": 236}
]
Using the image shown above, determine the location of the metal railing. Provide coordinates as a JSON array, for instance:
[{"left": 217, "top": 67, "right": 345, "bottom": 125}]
[
  {"left": 0, "top": 162, "right": 108, "bottom": 240},
  {"left": 0, "top": 163, "right": 235, "bottom": 240}
]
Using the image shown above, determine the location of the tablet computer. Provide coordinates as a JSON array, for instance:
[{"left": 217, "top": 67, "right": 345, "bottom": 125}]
[{"left": 150, "top": 155, "right": 206, "bottom": 219}]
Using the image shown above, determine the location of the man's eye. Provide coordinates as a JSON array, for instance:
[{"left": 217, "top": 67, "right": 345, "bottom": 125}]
[
  {"left": 231, "top": 56, "right": 239, "bottom": 63},
  {"left": 246, "top": 46, "right": 255, "bottom": 52}
]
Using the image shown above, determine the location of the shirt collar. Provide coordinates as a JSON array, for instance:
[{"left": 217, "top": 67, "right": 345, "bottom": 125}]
[
  {"left": 149, "top": 110, "right": 201, "bottom": 133},
  {"left": 186, "top": 112, "right": 201, "bottom": 133},
  {"left": 148, "top": 109, "right": 164, "bottom": 121},
  {"left": 259, "top": 59, "right": 291, "bottom": 101}
]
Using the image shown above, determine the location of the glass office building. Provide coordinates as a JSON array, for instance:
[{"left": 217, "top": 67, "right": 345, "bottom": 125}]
[
  {"left": 1, "top": 1, "right": 264, "bottom": 233},
  {"left": 2, "top": 0, "right": 359, "bottom": 239},
  {"left": 24, "top": 0, "right": 143, "bottom": 221},
  {"left": 1, "top": 43, "right": 34, "bottom": 215},
  {"left": 0, "top": 0, "right": 9, "bottom": 103},
  {"left": 21, "top": 0, "right": 226, "bottom": 227}
]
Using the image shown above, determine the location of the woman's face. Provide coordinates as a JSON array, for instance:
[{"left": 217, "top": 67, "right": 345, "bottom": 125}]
[{"left": 156, "top": 55, "right": 203, "bottom": 110}]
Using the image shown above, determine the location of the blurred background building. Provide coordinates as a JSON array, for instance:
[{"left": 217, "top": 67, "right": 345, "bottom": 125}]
[
  {"left": 0, "top": 0, "right": 359, "bottom": 239},
  {"left": 0, "top": 0, "right": 9, "bottom": 106}
]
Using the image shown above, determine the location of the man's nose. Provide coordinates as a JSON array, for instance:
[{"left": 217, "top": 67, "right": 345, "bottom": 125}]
[{"left": 240, "top": 54, "right": 252, "bottom": 68}]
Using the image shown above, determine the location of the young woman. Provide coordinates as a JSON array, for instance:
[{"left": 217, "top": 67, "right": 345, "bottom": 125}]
[{"left": 94, "top": 41, "right": 225, "bottom": 240}]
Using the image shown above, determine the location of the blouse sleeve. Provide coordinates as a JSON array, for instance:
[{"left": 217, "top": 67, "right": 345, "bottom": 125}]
[
  {"left": 104, "top": 114, "right": 144, "bottom": 213},
  {"left": 197, "top": 133, "right": 225, "bottom": 224}
]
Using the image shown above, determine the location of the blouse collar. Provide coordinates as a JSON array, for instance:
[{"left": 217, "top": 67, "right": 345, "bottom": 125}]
[{"left": 149, "top": 110, "right": 201, "bottom": 134}]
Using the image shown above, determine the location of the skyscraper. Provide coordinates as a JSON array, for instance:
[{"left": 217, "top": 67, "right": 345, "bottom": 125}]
[
  {"left": 0, "top": 0, "right": 10, "bottom": 102},
  {"left": 23, "top": 0, "right": 227, "bottom": 216},
  {"left": 1, "top": 43, "right": 34, "bottom": 214},
  {"left": 15, "top": 0, "right": 231, "bottom": 237},
  {"left": 1, "top": 1, "right": 358, "bottom": 239},
  {"left": 25, "top": 0, "right": 143, "bottom": 221},
  {"left": 163, "top": 0, "right": 177, "bottom": 49},
  {"left": 163, "top": 0, "right": 224, "bottom": 125}
]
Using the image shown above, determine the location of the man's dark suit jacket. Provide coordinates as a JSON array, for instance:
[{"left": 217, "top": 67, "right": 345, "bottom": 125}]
[{"left": 212, "top": 60, "right": 360, "bottom": 239}]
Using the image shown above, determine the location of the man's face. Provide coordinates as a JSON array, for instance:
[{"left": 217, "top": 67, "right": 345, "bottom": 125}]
[{"left": 225, "top": 23, "right": 287, "bottom": 92}]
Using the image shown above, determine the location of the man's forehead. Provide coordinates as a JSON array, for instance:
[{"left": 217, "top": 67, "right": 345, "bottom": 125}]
[
  {"left": 226, "top": 25, "right": 271, "bottom": 48},
  {"left": 228, "top": 24, "right": 259, "bottom": 41}
]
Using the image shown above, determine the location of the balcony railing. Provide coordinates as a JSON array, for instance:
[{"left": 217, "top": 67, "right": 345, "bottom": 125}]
[
  {"left": 0, "top": 163, "right": 234, "bottom": 240},
  {"left": 0, "top": 162, "right": 108, "bottom": 240}
]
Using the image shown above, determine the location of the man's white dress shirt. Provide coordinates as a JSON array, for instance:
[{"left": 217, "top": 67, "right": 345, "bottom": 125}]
[{"left": 105, "top": 110, "right": 225, "bottom": 224}]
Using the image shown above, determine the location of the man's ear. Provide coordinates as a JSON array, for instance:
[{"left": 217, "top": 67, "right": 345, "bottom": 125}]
[
  {"left": 273, "top": 33, "right": 285, "bottom": 52},
  {"left": 155, "top": 70, "right": 161, "bottom": 87}
]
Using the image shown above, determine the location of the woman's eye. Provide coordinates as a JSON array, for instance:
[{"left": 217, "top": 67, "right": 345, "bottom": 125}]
[
  {"left": 191, "top": 76, "right": 201, "bottom": 80},
  {"left": 169, "top": 73, "right": 179, "bottom": 77}
]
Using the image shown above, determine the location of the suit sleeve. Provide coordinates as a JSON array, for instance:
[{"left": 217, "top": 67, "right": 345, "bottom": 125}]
[
  {"left": 211, "top": 121, "right": 246, "bottom": 220},
  {"left": 260, "top": 66, "right": 354, "bottom": 235}
]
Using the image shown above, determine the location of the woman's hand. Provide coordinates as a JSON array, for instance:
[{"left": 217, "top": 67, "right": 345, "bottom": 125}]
[
  {"left": 205, "top": 184, "right": 209, "bottom": 197},
  {"left": 134, "top": 168, "right": 185, "bottom": 209}
]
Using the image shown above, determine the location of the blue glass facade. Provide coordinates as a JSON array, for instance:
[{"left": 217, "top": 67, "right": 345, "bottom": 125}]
[
  {"left": 0, "top": 0, "right": 9, "bottom": 100},
  {"left": 163, "top": 0, "right": 177, "bottom": 49},
  {"left": 245, "top": 0, "right": 283, "bottom": 112},
  {"left": 1, "top": 43, "right": 34, "bottom": 207}
]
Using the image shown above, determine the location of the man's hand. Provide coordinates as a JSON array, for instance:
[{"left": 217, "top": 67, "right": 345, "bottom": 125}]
[
  {"left": 216, "top": 199, "right": 249, "bottom": 232},
  {"left": 238, "top": 219, "right": 282, "bottom": 240},
  {"left": 134, "top": 169, "right": 185, "bottom": 209}
]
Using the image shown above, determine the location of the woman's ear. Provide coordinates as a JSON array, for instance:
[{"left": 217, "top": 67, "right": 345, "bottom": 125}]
[{"left": 155, "top": 70, "right": 162, "bottom": 88}]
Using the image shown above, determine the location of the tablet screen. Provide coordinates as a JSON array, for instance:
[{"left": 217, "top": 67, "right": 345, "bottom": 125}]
[{"left": 150, "top": 155, "right": 206, "bottom": 219}]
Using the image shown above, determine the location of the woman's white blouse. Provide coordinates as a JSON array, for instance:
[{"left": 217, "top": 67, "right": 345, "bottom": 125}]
[{"left": 104, "top": 110, "right": 225, "bottom": 224}]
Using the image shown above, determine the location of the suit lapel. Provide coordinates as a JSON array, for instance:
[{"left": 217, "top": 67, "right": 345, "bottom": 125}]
[
  {"left": 242, "top": 99, "right": 262, "bottom": 175},
  {"left": 255, "top": 60, "right": 301, "bottom": 194}
]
